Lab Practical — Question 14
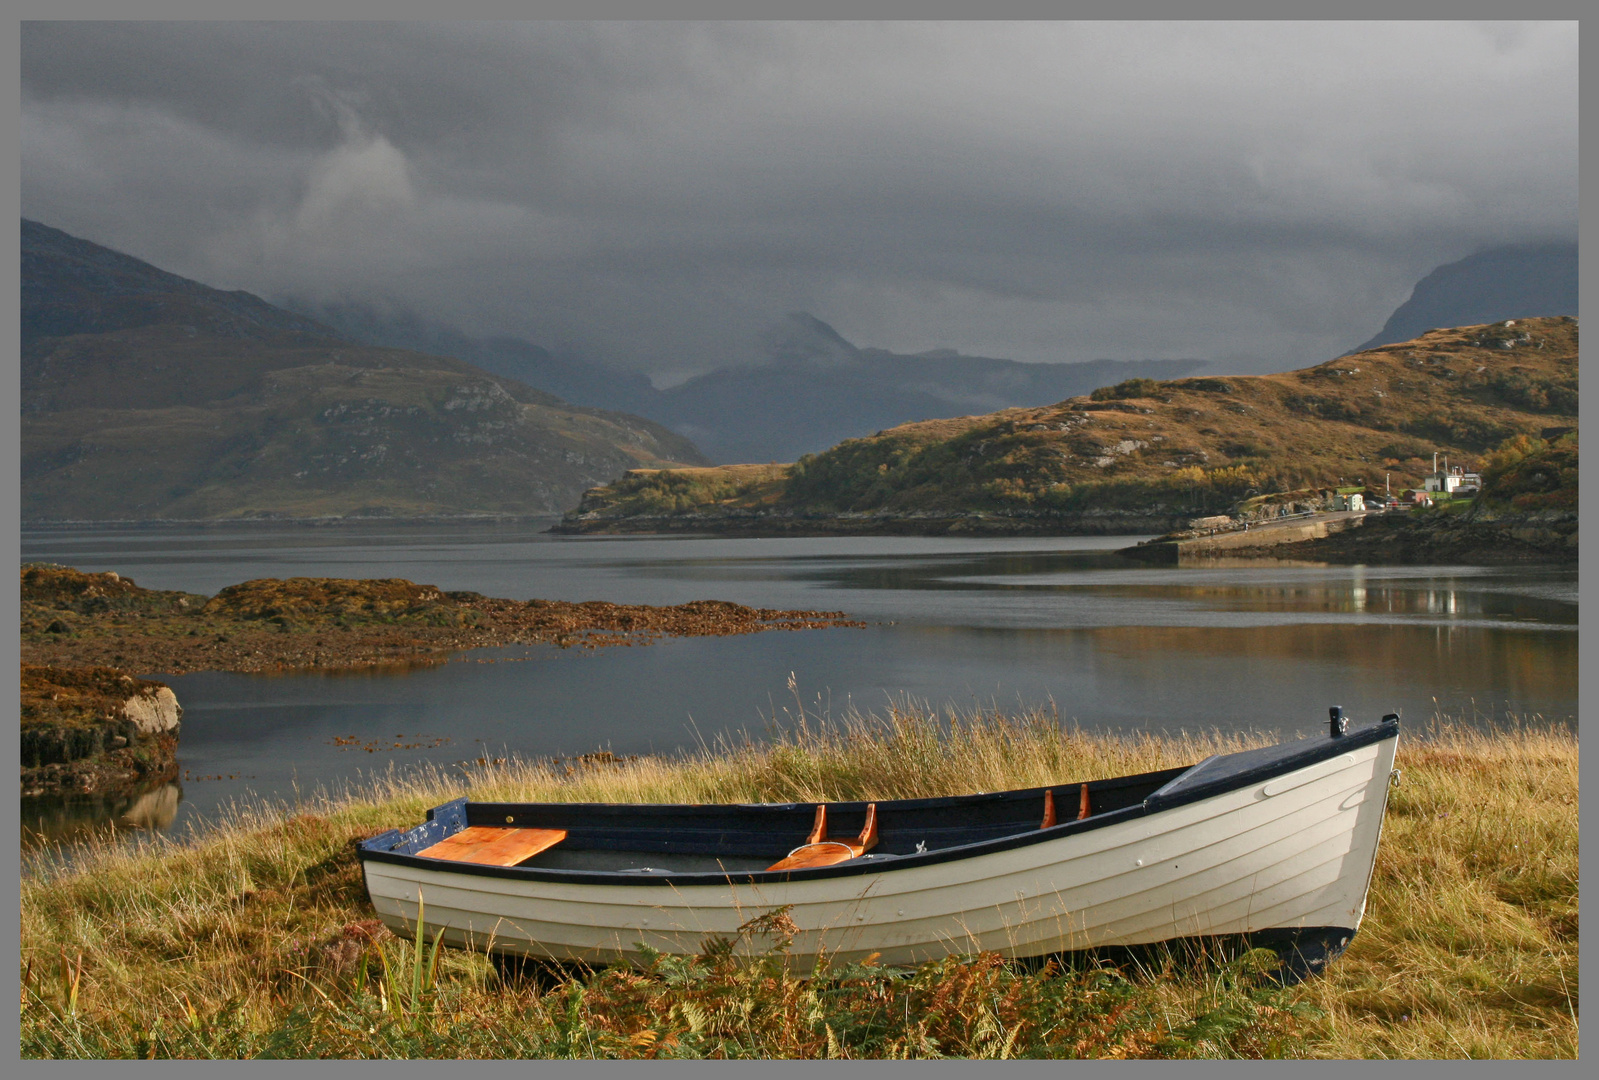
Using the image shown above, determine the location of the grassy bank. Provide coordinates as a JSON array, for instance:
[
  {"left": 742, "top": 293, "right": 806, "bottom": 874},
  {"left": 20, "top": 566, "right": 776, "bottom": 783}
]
[{"left": 20, "top": 704, "right": 1577, "bottom": 1059}]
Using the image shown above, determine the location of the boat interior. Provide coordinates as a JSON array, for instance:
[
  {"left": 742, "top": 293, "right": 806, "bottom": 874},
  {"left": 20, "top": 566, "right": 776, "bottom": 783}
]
[{"left": 398, "top": 764, "right": 1194, "bottom": 875}]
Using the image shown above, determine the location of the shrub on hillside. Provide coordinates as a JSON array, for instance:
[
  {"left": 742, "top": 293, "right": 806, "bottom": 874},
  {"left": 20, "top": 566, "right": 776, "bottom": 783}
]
[
  {"left": 1479, "top": 433, "right": 1577, "bottom": 511},
  {"left": 1089, "top": 378, "right": 1162, "bottom": 401}
]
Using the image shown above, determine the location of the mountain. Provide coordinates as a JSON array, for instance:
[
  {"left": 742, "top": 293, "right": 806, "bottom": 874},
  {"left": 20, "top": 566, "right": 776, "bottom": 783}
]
[
  {"left": 20, "top": 219, "right": 709, "bottom": 522},
  {"left": 291, "top": 301, "right": 664, "bottom": 418},
  {"left": 302, "top": 305, "right": 1207, "bottom": 464},
  {"left": 1350, "top": 243, "right": 1577, "bottom": 354},
  {"left": 559, "top": 317, "right": 1578, "bottom": 536},
  {"left": 653, "top": 313, "right": 1209, "bottom": 463}
]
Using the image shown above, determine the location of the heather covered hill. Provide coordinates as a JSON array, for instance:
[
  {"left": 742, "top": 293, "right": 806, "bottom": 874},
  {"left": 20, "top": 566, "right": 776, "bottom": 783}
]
[
  {"left": 559, "top": 317, "right": 1578, "bottom": 535},
  {"left": 20, "top": 220, "right": 709, "bottom": 521}
]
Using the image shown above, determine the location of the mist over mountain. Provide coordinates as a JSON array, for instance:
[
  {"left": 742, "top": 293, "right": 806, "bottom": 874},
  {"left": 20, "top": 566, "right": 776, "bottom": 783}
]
[
  {"left": 21, "top": 220, "right": 707, "bottom": 521},
  {"left": 301, "top": 306, "right": 1206, "bottom": 465},
  {"left": 1349, "top": 243, "right": 1577, "bottom": 354}
]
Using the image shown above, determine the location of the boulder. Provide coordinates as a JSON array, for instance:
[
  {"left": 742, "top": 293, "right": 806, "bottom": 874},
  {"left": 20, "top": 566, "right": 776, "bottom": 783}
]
[{"left": 121, "top": 686, "right": 182, "bottom": 736}]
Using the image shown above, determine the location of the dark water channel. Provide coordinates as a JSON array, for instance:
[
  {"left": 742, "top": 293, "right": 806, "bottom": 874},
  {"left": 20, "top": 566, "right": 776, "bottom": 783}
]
[{"left": 22, "top": 519, "right": 1578, "bottom": 850}]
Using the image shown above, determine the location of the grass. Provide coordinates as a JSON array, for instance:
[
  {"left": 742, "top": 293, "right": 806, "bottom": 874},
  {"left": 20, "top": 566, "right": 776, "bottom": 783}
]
[
  {"left": 563, "top": 463, "right": 792, "bottom": 522},
  {"left": 19, "top": 702, "right": 1577, "bottom": 1059}
]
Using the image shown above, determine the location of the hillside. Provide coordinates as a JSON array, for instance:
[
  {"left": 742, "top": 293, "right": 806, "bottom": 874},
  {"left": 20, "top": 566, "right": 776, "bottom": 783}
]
[
  {"left": 20, "top": 220, "right": 709, "bottom": 521},
  {"left": 304, "top": 305, "right": 1206, "bottom": 464},
  {"left": 558, "top": 317, "right": 1578, "bottom": 536}
]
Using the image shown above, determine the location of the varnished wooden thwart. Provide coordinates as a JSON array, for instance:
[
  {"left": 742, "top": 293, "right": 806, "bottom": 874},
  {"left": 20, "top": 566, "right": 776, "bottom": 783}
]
[
  {"left": 766, "top": 803, "right": 878, "bottom": 871},
  {"left": 765, "top": 842, "right": 865, "bottom": 871},
  {"left": 417, "top": 826, "right": 567, "bottom": 867}
]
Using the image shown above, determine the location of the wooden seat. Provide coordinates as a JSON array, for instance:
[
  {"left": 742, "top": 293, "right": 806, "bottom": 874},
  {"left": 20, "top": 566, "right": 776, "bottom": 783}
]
[
  {"left": 766, "top": 803, "right": 877, "bottom": 871},
  {"left": 417, "top": 826, "right": 567, "bottom": 867}
]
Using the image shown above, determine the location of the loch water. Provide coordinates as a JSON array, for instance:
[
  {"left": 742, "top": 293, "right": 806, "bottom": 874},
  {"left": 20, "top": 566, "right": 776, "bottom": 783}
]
[{"left": 21, "top": 519, "right": 1578, "bottom": 850}]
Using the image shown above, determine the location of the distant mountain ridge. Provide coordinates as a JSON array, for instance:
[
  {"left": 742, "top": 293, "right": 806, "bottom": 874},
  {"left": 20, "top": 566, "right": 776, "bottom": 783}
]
[
  {"left": 23, "top": 220, "right": 333, "bottom": 346},
  {"left": 20, "top": 219, "right": 709, "bottom": 521},
  {"left": 1350, "top": 242, "right": 1577, "bottom": 354},
  {"left": 653, "top": 315, "right": 1208, "bottom": 463},
  {"left": 300, "top": 304, "right": 1207, "bottom": 463}
]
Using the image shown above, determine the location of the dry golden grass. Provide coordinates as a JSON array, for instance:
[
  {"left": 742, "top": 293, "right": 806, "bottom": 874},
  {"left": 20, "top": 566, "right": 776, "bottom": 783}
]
[
  {"left": 567, "top": 462, "right": 794, "bottom": 521},
  {"left": 622, "top": 463, "right": 794, "bottom": 482},
  {"left": 20, "top": 703, "right": 1577, "bottom": 1058},
  {"left": 1298, "top": 719, "right": 1579, "bottom": 1058}
]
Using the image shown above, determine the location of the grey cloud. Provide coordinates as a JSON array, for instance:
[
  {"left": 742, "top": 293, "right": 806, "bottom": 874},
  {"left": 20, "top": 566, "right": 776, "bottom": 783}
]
[{"left": 21, "top": 21, "right": 1578, "bottom": 376}]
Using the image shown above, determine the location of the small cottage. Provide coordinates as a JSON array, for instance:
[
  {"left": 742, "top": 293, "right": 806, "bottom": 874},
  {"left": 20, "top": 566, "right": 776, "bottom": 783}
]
[{"left": 1422, "top": 455, "right": 1481, "bottom": 495}]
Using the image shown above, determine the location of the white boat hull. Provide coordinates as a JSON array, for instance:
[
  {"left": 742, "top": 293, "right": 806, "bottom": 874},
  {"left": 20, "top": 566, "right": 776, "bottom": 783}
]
[{"left": 363, "top": 732, "right": 1398, "bottom": 967}]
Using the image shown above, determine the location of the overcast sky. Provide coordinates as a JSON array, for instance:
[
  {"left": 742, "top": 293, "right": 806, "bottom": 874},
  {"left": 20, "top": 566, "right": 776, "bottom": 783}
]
[{"left": 21, "top": 21, "right": 1578, "bottom": 380}]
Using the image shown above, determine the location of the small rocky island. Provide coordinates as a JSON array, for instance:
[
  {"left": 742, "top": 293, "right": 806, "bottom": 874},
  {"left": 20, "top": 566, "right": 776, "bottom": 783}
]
[{"left": 20, "top": 564, "right": 864, "bottom": 800}]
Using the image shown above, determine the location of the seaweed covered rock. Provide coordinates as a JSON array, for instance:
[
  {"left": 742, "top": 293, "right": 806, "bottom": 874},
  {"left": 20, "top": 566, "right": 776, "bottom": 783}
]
[
  {"left": 21, "top": 563, "right": 205, "bottom": 624},
  {"left": 200, "top": 576, "right": 480, "bottom": 629},
  {"left": 22, "top": 565, "right": 864, "bottom": 674}
]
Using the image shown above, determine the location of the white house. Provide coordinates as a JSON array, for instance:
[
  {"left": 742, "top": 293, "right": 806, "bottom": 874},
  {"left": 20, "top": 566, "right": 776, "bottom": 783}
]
[
  {"left": 1422, "top": 453, "right": 1480, "bottom": 495},
  {"left": 1423, "top": 466, "right": 1481, "bottom": 494}
]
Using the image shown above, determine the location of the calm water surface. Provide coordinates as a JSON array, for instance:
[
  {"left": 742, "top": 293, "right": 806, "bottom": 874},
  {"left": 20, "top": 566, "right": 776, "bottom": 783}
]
[{"left": 22, "top": 519, "right": 1577, "bottom": 848}]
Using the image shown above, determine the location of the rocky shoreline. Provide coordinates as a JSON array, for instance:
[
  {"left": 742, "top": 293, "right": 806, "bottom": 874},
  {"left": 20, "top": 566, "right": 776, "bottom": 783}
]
[
  {"left": 20, "top": 565, "right": 866, "bottom": 801},
  {"left": 551, "top": 505, "right": 1195, "bottom": 537},
  {"left": 552, "top": 500, "right": 1581, "bottom": 566},
  {"left": 21, "top": 665, "right": 183, "bottom": 798},
  {"left": 1225, "top": 507, "right": 1577, "bottom": 565}
]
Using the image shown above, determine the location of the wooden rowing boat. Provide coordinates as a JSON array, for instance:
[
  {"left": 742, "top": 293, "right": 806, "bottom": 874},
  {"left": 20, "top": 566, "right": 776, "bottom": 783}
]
[{"left": 359, "top": 709, "right": 1399, "bottom": 981}]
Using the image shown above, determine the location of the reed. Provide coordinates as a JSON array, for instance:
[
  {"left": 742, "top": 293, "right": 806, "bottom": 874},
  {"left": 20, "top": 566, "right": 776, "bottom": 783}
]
[{"left": 19, "top": 702, "right": 1577, "bottom": 1059}]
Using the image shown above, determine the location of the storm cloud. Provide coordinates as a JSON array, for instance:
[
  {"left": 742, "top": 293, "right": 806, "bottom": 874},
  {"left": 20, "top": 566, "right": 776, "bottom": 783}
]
[{"left": 21, "top": 21, "right": 1578, "bottom": 378}]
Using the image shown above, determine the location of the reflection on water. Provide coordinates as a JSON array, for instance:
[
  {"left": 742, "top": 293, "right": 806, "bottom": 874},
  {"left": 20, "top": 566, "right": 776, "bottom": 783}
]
[
  {"left": 20, "top": 520, "right": 1577, "bottom": 851},
  {"left": 23, "top": 780, "right": 182, "bottom": 850}
]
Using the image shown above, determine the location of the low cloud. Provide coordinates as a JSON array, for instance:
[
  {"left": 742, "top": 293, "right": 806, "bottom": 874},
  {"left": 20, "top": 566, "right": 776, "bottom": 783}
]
[{"left": 22, "top": 21, "right": 1578, "bottom": 375}]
